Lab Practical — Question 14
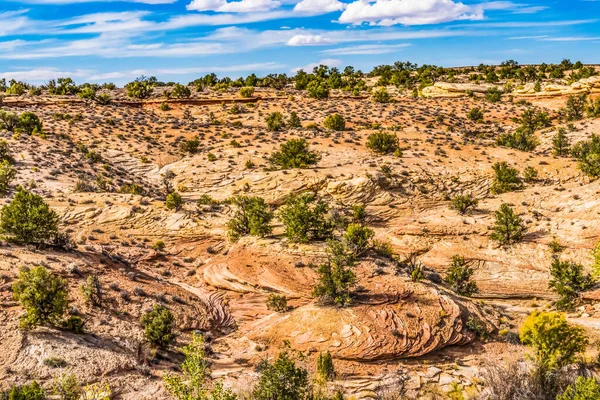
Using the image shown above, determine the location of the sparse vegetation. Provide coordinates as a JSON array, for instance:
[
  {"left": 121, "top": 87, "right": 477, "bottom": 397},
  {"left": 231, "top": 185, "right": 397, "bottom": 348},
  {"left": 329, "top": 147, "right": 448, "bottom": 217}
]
[
  {"left": 444, "top": 255, "right": 478, "bottom": 297},
  {"left": 141, "top": 305, "right": 174, "bottom": 348},
  {"left": 490, "top": 203, "right": 526, "bottom": 245},
  {"left": 365, "top": 132, "right": 400, "bottom": 155},
  {"left": 269, "top": 138, "right": 319, "bottom": 169},
  {"left": 227, "top": 196, "right": 273, "bottom": 241}
]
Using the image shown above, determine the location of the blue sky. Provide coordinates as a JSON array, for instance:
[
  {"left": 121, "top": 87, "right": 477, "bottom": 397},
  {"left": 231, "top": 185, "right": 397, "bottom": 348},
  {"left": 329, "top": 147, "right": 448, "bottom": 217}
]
[{"left": 0, "top": 0, "right": 599, "bottom": 85}]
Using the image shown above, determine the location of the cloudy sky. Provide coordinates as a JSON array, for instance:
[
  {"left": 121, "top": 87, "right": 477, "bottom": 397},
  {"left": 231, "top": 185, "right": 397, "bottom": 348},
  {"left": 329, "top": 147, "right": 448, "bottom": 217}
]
[{"left": 0, "top": 0, "right": 598, "bottom": 85}]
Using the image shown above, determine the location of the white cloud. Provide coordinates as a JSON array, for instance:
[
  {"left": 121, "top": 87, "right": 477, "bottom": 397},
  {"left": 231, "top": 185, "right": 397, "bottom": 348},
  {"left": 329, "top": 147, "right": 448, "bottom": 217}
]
[
  {"left": 294, "top": 0, "right": 345, "bottom": 13},
  {"left": 0, "top": 68, "right": 91, "bottom": 82},
  {"left": 292, "top": 58, "right": 341, "bottom": 73},
  {"left": 321, "top": 43, "right": 411, "bottom": 55},
  {"left": 287, "top": 34, "right": 332, "bottom": 46},
  {"left": 187, "top": 0, "right": 281, "bottom": 12},
  {"left": 10, "top": 0, "right": 175, "bottom": 3},
  {"left": 338, "top": 0, "right": 483, "bottom": 26}
]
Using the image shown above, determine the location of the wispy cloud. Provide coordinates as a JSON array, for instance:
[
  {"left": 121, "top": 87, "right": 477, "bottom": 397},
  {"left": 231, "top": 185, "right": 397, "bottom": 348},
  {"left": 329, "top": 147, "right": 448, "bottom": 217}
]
[{"left": 321, "top": 43, "right": 411, "bottom": 55}]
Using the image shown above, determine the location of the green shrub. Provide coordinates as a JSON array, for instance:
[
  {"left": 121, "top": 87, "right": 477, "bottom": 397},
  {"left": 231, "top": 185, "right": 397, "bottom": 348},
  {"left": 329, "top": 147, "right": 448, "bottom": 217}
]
[
  {"left": 159, "top": 102, "right": 170, "bottom": 111},
  {"left": 549, "top": 258, "right": 595, "bottom": 311},
  {"left": 125, "top": 77, "right": 154, "bottom": 99},
  {"left": 316, "top": 351, "right": 336, "bottom": 382},
  {"left": 466, "top": 315, "right": 490, "bottom": 340},
  {"left": 485, "top": 87, "right": 502, "bottom": 103},
  {"left": 288, "top": 111, "right": 302, "bottom": 128},
  {"left": 17, "top": 112, "right": 43, "bottom": 135},
  {"left": 5, "top": 381, "right": 45, "bottom": 400},
  {"left": 227, "top": 196, "right": 273, "bottom": 241},
  {"left": 513, "top": 108, "right": 550, "bottom": 132},
  {"left": 490, "top": 203, "right": 526, "bottom": 245},
  {"left": 523, "top": 166, "right": 538, "bottom": 182},
  {"left": 0, "top": 187, "right": 59, "bottom": 245},
  {"left": 490, "top": 161, "right": 522, "bottom": 194},
  {"left": 467, "top": 107, "right": 484, "bottom": 122},
  {"left": 240, "top": 86, "right": 255, "bottom": 98},
  {"left": 253, "top": 351, "right": 309, "bottom": 400},
  {"left": 323, "top": 114, "right": 345, "bottom": 131},
  {"left": 444, "top": 255, "right": 478, "bottom": 297},
  {"left": 307, "top": 80, "right": 329, "bottom": 99},
  {"left": 279, "top": 192, "right": 334, "bottom": 243},
  {"left": 372, "top": 87, "right": 392, "bottom": 103},
  {"left": 166, "top": 192, "right": 183, "bottom": 211},
  {"left": 313, "top": 240, "right": 356, "bottom": 307},
  {"left": 171, "top": 83, "right": 191, "bottom": 99},
  {"left": 343, "top": 223, "right": 374, "bottom": 256},
  {"left": 496, "top": 126, "right": 539, "bottom": 151},
  {"left": 365, "top": 132, "right": 399, "bottom": 155},
  {"left": 587, "top": 97, "right": 600, "bottom": 118},
  {"left": 141, "top": 305, "right": 174, "bottom": 348},
  {"left": 269, "top": 139, "right": 319, "bottom": 169},
  {"left": 180, "top": 136, "right": 200, "bottom": 154},
  {"left": 571, "top": 134, "right": 600, "bottom": 178},
  {"left": 81, "top": 274, "right": 102, "bottom": 307},
  {"left": 266, "top": 111, "right": 286, "bottom": 131},
  {"left": 558, "top": 377, "right": 600, "bottom": 400},
  {"left": 450, "top": 194, "right": 478, "bottom": 215},
  {"left": 53, "top": 373, "right": 82, "bottom": 400},
  {"left": 266, "top": 294, "right": 288, "bottom": 312},
  {"left": 12, "top": 265, "right": 68, "bottom": 329},
  {"left": 0, "top": 160, "right": 17, "bottom": 193},
  {"left": 560, "top": 94, "right": 587, "bottom": 122},
  {"left": 62, "top": 315, "right": 84, "bottom": 334},
  {"left": 0, "top": 111, "right": 19, "bottom": 132},
  {"left": 520, "top": 311, "right": 587, "bottom": 372},
  {"left": 553, "top": 128, "right": 571, "bottom": 156}
]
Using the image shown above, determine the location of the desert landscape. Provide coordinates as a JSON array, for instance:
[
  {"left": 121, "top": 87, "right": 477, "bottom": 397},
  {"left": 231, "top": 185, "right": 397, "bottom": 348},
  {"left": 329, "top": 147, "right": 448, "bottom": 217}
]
[{"left": 1, "top": 60, "right": 600, "bottom": 400}]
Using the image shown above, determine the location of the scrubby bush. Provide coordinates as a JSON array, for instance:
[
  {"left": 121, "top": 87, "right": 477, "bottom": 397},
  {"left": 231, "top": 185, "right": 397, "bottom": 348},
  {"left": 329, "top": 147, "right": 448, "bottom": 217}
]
[
  {"left": 553, "top": 128, "right": 571, "bottom": 156},
  {"left": 0, "top": 187, "right": 60, "bottom": 245},
  {"left": 17, "top": 112, "right": 43, "bottom": 135},
  {"left": 372, "top": 87, "right": 392, "bottom": 103},
  {"left": 166, "top": 192, "right": 184, "bottom": 211},
  {"left": 227, "top": 196, "right": 273, "bottom": 241},
  {"left": 141, "top": 305, "right": 174, "bottom": 348},
  {"left": 269, "top": 139, "right": 319, "bottom": 169},
  {"left": 171, "top": 83, "right": 191, "bottom": 99},
  {"left": 266, "top": 111, "right": 286, "bottom": 131},
  {"left": 0, "top": 160, "right": 17, "bottom": 193},
  {"left": 343, "top": 223, "right": 374, "bottom": 257},
  {"left": 0, "top": 140, "right": 12, "bottom": 163},
  {"left": 490, "top": 161, "right": 522, "bottom": 194},
  {"left": 450, "top": 194, "right": 478, "bottom": 215},
  {"left": 587, "top": 97, "right": 600, "bottom": 118},
  {"left": 444, "top": 255, "right": 478, "bottom": 297},
  {"left": 485, "top": 87, "right": 502, "bottom": 103},
  {"left": 558, "top": 377, "right": 600, "bottom": 400},
  {"left": 240, "top": 86, "right": 255, "bottom": 98},
  {"left": 549, "top": 258, "right": 595, "bottom": 311},
  {"left": 0, "top": 111, "right": 19, "bottom": 132},
  {"left": 81, "top": 274, "right": 102, "bottom": 307},
  {"left": 514, "top": 108, "right": 551, "bottom": 132},
  {"left": 560, "top": 94, "right": 588, "bottom": 122},
  {"left": 180, "top": 136, "right": 200, "bottom": 154},
  {"left": 288, "top": 111, "right": 302, "bottom": 128},
  {"left": 323, "top": 114, "right": 345, "bottom": 131},
  {"left": 490, "top": 203, "right": 526, "bottom": 245},
  {"left": 53, "top": 373, "right": 82, "bottom": 400},
  {"left": 497, "top": 126, "right": 539, "bottom": 151},
  {"left": 365, "top": 132, "right": 400, "bottom": 155},
  {"left": 523, "top": 166, "right": 538, "bottom": 182},
  {"left": 266, "top": 294, "right": 288, "bottom": 312},
  {"left": 125, "top": 77, "right": 154, "bottom": 99},
  {"left": 313, "top": 240, "right": 356, "bottom": 306},
  {"left": 4, "top": 381, "right": 45, "bottom": 400},
  {"left": 279, "top": 192, "right": 334, "bottom": 243},
  {"left": 467, "top": 107, "right": 484, "bottom": 122},
  {"left": 571, "top": 134, "right": 600, "bottom": 178},
  {"left": 253, "top": 351, "right": 309, "bottom": 400},
  {"left": 12, "top": 265, "right": 68, "bottom": 329},
  {"left": 307, "top": 80, "right": 329, "bottom": 99},
  {"left": 316, "top": 351, "right": 336, "bottom": 382}
]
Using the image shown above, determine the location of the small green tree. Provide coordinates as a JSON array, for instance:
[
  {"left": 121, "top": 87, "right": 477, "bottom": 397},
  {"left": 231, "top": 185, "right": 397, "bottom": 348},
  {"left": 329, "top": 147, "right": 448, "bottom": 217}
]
[
  {"left": 343, "top": 223, "right": 374, "bottom": 257},
  {"left": 467, "top": 107, "right": 484, "bottom": 122},
  {"left": 553, "top": 128, "right": 571, "bottom": 156},
  {"left": 17, "top": 112, "right": 43, "bottom": 135},
  {"left": 490, "top": 161, "right": 522, "bottom": 194},
  {"left": 125, "top": 77, "right": 154, "bottom": 99},
  {"left": 288, "top": 112, "right": 302, "bottom": 128},
  {"left": 557, "top": 377, "right": 600, "bottom": 400},
  {"left": 279, "top": 192, "right": 334, "bottom": 243},
  {"left": 141, "top": 305, "right": 174, "bottom": 348},
  {"left": 450, "top": 194, "right": 478, "bottom": 215},
  {"left": 444, "top": 255, "right": 478, "bottom": 297},
  {"left": 496, "top": 126, "right": 539, "bottom": 152},
  {"left": 523, "top": 166, "right": 538, "bottom": 182},
  {"left": 0, "top": 187, "right": 60, "bottom": 245},
  {"left": 81, "top": 274, "right": 102, "bottom": 307},
  {"left": 0, "top": 160, "right": 17, "bottom": 193},
  {"left": 571, "top": 134, "right": 600, "bottom": 179},
  {"left": 520, "top": 311, "right": 587, "bottom": 373},
  {"left": 323, "top": 114, "right": 345, "bottom": 131},
  {"left": 172, "top": 83, "right": 191, "bottom": 99},
  {"left": 307, "top": 80, "right": 329, "bottom": 99},
  {"left": 166, "top": 192, "right": 184, "bottom": 211},
  {"left": 180, "top": 136, "right": 200, "bottom": 154},
  {"left": 253, "top": 351, "right": 309, "bottom": 400},
  {"left": 560, "top": 94, "right": 588, "bottom": 122},
  {"left": 513, "top": 108, "right": 551, "bottom": 132},
  {"left": 240, "top": 86, "right": 255, "bottom": 98},
  {"left": 12, "top": 265, "right": 68, "bottom": 329},
  {"left": 372, "top": 88, "right": 392, "bottom": 103},
  {"left": 53, "top": 373, "right": 82, "bottom": 400},
  {"left": 365, "top": 132, "right": 399, "bottom": 155},
  {"left": 227, "top": 196, "right": 273, "bottom": 241},
  {"left": 316, "top": 351, "right": 336, "bottom": 382},
  {"left": 266, "top": 294, "right": 288, "bottom": 312},
  {"left": 5, "top": 381, "right": 45, "bottom": 400},
  {"left": 485, "top": 87, "right": 502, "bottom": 103},
  {"left": 490, "top": 203, "right": 526, "bottom": 245},
  {"left": 313, "top": 240, "right": 356, "bottom": 307},
  {"left": 549, "top": 258, "right": 595, "bottom": 311},
  {"left": 0, "top": 111, "right": 19, "bottom": 132},
  {"left": 269, "top": 139, "right": 319, "bottom": 169},
  {"left": 164, "top": 332, "right": 237, "bottom": 400},
  {"left": 0, "top": 139, "right": 13, "bottom": 163},
  {"left": 266, "top": 112, "right": 286, "bottom": 132}
]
